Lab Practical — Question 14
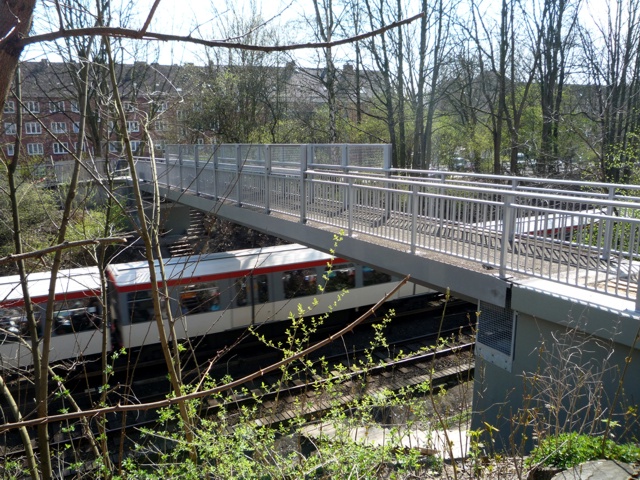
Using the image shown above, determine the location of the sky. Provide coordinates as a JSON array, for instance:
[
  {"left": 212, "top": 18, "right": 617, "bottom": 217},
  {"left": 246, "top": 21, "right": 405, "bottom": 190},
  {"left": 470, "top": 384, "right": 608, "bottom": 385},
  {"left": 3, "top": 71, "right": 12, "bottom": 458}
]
[{"left": 25, "top": 0, "right": 328, "bottom": 66}]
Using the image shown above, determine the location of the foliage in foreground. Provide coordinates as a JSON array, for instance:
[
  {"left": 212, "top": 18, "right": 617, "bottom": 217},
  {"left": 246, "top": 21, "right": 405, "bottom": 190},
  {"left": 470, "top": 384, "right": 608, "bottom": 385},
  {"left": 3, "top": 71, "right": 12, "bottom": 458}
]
[
  {"left": 120, "top": 380, "right": 446, "bottom": 480},
  {"left": 526, "top": 432, "right": 640, "bottom": 470}
]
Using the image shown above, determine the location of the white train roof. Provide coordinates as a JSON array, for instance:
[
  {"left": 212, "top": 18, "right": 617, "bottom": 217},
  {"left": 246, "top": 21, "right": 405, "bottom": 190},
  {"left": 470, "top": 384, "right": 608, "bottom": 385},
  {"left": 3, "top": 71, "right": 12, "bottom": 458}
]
[
  {"left": 0, "top": 266, "right": 101, "bottom": 308},
  {"left": 107, "top": 244, "right": 343, "bottom": 293}
]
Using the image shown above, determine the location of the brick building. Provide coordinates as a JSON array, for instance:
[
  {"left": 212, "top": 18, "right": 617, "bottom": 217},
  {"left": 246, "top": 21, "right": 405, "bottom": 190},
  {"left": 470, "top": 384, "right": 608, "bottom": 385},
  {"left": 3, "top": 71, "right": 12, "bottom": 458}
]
[{"left": 1, "top": 60, "right": 372, "bottom": 161}]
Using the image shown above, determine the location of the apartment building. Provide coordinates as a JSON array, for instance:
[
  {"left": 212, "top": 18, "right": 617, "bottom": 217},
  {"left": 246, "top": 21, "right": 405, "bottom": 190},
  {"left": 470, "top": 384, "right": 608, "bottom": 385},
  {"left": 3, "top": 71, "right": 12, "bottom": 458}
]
[{"left": 1, "top": 60, "right": 371, "bottom": 161}]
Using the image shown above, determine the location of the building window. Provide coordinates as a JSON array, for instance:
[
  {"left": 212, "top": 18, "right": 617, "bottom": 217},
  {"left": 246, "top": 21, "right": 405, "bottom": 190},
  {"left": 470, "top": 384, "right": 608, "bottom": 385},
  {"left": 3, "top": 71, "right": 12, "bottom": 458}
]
[
  {"left": 4, "top": 122, "right": 16, "bottom": 135},
  {"left": 108, "top": 141, "right": 122, "bottom": 153},
  {"left": 27, "top": 143, "right": 44, "bottom": 156},
  {"left": 156, "top": 101, "right": 168, "bottom": 112},
  {"left": 154, "top": 121, "right": 166, "bottom": 131},
  {"left": 51, "top": 122, "right": 67, "bottom": 134},
  {"left": 124, "top": 102, "right": 135, "bottom": 112},
  {"left": 3, "top": 100, "right": 15, "bottom": 114},
  {"left": 127, "top": 121, "right": 139, "bottom": 133},
  {"left": 52, "top": 142, "right": 69, "bottom": 155},
  {"left": 25, "top": 122, "right": 42, "bottom": 135},
  {"left": 23, "top": 101, "right": 40, "bottom": 113},
  {"left": 72, "top": 122, "right": 80, "bottom": 133},
  {"left": 70, "top": 102, "right": 80, "bottom": 113},
  {"left": 130, "top": 140, "right": 141, "bottom": 152},
  {"left": 177, "top": 110, "right": 186, "bottom": 120},
  {"left": 49, "top": 101, "right": 65, "bottom": 113},
  {"left": 5, "top": 144, "right": 15, "bottom": 156}
]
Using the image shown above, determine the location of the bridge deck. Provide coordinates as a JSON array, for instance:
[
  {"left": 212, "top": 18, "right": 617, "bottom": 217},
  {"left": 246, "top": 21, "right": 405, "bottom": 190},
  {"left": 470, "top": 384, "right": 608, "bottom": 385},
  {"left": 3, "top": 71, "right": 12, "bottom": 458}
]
[{"left": 131, "top": 144, "right": 640, "bottom": 310}]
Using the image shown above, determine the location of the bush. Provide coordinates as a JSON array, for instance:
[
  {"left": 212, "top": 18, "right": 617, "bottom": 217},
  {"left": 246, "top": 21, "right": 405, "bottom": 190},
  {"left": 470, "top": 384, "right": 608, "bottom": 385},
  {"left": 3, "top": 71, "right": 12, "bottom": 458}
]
[{"left": 527, "top": 432, "right": 640, "bottom": 470}]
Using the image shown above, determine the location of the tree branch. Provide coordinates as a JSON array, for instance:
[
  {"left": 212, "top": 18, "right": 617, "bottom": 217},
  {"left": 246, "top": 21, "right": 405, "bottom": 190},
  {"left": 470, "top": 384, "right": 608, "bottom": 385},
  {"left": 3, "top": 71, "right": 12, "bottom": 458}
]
[
  {"left": 140, "top": 0, "right": 162, "bottom": 36},
  {"left": 0, "top": 237, "right": 127, "bottom": 265},
  {"left": 16, "top": 13, "right": 423, "bottom": 53},
  {"left": 0, "top": 275, "right": 409, "bottom": 433}
]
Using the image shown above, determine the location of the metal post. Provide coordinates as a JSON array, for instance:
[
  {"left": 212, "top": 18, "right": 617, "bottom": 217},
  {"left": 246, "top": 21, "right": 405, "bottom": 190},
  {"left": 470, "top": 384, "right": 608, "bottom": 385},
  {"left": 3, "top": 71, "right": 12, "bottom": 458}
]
[
  {"left": 264, "top": 144, "right": 271, "bottom": 214},
  {"left": 236, "top": 144, "right": 242, "bottom": 206},
  {"left": 195, "top": 144, "right": 201, "bottom": 196},
  {"left": 383, "top": 144, "right": 392, "bottom": 171},
  {"left": 179, "top": 144, "right": 184, "bottom": 191},
  {"left": 342, "top": 144, "right": 348, "bottom": 171},
  {"left": 602, "top": 186, "right": 615, "bottom": 260},
  {"left": 411, "top": 184, "right": 418, "bottom": 254},
  {"left": 499, "top": 194, "right": 515, "bottom": 279},
  {"left": 213, "top": 145, "right": 219, "bottom": 200},
  {"left": 348, "top": 178, "right": 354, "bottom": 236},
  {"left": 300, "top": 145, "right": 308, "bottom": 223}
]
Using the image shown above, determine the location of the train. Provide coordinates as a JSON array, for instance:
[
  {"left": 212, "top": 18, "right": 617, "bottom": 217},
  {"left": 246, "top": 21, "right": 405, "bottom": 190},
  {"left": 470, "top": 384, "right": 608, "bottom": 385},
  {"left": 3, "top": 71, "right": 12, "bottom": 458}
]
[
  {"left": 0, "top": 244, "right": 429, "bottom": 369},
  {"left": 476, "top": 208, "right": 604, "bottom": 241}
]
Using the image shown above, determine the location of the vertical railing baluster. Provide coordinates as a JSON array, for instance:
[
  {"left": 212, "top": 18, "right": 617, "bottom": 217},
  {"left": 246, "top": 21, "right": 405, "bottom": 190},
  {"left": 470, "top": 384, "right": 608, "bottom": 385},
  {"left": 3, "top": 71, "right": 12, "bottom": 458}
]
[
  {"left": 265, "top": 144, "right": 271, "bottom": 214},
  {"left": 195, "top": 144, "right": 200, "bottom": 195},
  {"left": 602, "top": 186, "right": 615, "bottom": 261},
  {"left": 348, "top": 178, "right": 354, "bottom": 236},
  {"left": 179, "top": 144, "right": 184, "bottom": 191},
  {"left": 236, "top": 144, "right": 242, "bottom": 206},
  {"left": 500, "top": 193, "right": 515, "bottom": 279},
  {"left": 212, "top": 145, "right": 218, "bottom": 200},
  {"left": 300, "top": 145, "right": 308, "bottom": 223},
  {"left": 411, "top": 184, "right": 418, "bottom": 254}
]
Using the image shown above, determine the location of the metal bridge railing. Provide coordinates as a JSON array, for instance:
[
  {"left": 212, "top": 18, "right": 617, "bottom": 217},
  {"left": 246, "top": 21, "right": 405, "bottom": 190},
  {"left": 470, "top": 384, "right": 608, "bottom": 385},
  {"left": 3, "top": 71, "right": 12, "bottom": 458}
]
[{"left": 133, "top": 144, "right": 640, "bottom": 309}]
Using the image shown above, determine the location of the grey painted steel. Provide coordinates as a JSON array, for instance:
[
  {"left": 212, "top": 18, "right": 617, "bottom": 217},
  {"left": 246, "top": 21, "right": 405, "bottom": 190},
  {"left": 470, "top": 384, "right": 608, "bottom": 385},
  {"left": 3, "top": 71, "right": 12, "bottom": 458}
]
[
  {"left": 473, "top": 284, "right": 640, "bottom": 451},
  {"left": 132, "top": 143, "right": 640, "bottom": 308},
  {"left": 146, "top": 183, "right": 509, "bottom": 306}
]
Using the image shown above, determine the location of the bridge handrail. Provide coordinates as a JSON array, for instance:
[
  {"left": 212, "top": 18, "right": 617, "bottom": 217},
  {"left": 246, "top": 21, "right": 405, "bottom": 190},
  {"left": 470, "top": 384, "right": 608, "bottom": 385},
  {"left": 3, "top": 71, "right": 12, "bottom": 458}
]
[
  {"left": 305, "top": 170, "right": 640, "bottom": 212},
  {"left": 133, "top": 146, "right": 640, "bottom": 308}
]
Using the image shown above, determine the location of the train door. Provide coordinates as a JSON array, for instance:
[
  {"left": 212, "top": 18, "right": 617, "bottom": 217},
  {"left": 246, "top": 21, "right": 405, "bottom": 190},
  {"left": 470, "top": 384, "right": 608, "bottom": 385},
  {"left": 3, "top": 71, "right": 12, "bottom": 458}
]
[{"left": 236, "top": 274, "right": 269, "bottom": 325}]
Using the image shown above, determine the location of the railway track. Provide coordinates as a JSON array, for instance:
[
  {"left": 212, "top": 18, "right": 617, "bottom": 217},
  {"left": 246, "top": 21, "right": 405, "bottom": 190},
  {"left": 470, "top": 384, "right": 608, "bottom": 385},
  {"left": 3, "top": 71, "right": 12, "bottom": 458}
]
[{"left": 0, "top": 299, "right": 477, "bottom": 473}]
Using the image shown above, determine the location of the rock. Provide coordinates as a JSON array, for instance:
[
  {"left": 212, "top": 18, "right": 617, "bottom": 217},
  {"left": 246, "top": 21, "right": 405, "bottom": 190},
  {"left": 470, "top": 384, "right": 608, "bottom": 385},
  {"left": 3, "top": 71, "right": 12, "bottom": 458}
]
[{"left": 550, "top": 460, "right": 637, "bottom": 480}]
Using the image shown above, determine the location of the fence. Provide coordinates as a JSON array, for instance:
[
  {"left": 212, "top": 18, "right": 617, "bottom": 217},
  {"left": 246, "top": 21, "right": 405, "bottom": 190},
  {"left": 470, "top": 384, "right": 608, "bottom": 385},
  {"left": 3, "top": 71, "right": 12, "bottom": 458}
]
[{"left": 132, "top": 144, "right": 640, "bottom": 309}]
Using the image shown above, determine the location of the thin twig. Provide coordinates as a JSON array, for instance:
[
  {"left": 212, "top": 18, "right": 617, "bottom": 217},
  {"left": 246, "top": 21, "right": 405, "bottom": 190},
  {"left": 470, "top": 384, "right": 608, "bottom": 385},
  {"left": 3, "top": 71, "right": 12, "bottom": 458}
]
[{"left": 0, "top": 237, "right": 127, "bottom": 265}]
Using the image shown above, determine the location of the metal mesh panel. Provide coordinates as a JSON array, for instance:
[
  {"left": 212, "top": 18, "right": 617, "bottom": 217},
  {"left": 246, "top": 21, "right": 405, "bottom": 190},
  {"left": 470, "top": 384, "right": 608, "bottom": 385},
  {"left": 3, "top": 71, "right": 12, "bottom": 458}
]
[
  {"left": 476, "top": 300, "right": 515, "bottom": 371},
  {"left": 348, "top": 145, "right": 385, "bottom": 168},
  {"left": 312, "top": 145, "right": 342, "bottom": 166},
  {"left": 270, "top": 145, "right": 303, "bottom": 170}
]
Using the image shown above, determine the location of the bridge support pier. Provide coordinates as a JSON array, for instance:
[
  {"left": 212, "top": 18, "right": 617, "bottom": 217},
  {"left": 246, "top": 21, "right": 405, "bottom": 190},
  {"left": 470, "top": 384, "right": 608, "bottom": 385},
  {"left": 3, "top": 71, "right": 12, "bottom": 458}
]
[{"left": 472, "top": 282, "right": 640, "bottom": 453}]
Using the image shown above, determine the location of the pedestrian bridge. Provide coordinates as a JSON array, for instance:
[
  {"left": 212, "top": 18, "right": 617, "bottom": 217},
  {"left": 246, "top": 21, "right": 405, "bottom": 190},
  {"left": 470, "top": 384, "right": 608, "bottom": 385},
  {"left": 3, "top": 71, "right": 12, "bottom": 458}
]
[
  {"left": 128, "top": 143, "right": 640, "bottom": 445},
  {"left": 130, "top": 143, "right": 639, "bottom": 311}
]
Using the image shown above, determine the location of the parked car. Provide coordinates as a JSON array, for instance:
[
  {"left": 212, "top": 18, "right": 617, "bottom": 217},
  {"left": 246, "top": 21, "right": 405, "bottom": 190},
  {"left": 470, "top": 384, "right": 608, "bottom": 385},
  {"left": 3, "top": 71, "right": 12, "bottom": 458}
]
[{"left": 451, "top": 157, "right": 472, "bottom": 171}]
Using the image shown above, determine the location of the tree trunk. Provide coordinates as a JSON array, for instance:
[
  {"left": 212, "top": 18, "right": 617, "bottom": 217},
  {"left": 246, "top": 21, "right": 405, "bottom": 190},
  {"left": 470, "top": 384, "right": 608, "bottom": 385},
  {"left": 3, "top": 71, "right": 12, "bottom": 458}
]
[{"left": 0, "top": 0, "right": 36, "bottom": 114}]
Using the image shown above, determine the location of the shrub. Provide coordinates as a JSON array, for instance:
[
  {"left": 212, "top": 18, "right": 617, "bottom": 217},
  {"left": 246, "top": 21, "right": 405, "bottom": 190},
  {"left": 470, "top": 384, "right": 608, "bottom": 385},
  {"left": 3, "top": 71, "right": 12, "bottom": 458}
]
[{"left": 527, "top": 432, "right": 640, "bottom": 470}]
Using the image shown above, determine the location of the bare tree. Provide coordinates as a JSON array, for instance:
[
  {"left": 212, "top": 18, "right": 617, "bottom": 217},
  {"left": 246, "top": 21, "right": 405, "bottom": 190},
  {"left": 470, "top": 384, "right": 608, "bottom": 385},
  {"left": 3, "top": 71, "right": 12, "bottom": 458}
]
[
  {"left": 579, "top": 0, "right": 640, "bottom": 183},
  {"left": 535, "top": 0, "right": 581, "bottom": 174}
]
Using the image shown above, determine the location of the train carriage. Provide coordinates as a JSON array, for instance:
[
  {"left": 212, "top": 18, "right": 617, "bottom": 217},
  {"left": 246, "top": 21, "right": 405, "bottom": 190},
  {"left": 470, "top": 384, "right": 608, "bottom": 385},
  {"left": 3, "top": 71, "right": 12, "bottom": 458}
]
[
  {"left": 107, "top": 244, "right": 426, "bottom": 349},
  {"left": 0, "top": 267, "right": 104, "bottom": 369},
  {"left": 0, "top": 244, "right": 429, "bottom": 369}
]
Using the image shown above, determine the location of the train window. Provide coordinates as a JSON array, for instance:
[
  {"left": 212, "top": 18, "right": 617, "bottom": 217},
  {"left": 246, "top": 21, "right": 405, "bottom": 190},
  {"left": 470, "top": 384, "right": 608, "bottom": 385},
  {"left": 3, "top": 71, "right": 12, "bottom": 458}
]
[
  {"left": 0, "top": 307, "right": 27, "bottom": 341},
  {"left": 363, "top": 266, "right": 391, "bottom": 286},
  {"left": 283, "top": 269, "right": 317, "bottom": 298},
  {"left": 324, "top": 264, "right": 356, "bottom": 292},
  {"left": 234, "top": 278, "right": 247, "bottom": 307},
  {"left": 53, "top": 297, "right": 102, "bottom": 334},
  {"left": 254, "top": 275, "right": 269, "bottom": 303},
  {"left": 128, "top": 291, "right": 155, "bottom": 324},
  {"left": 180, "top": 282, "right": 220, "bottom": 315}
]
